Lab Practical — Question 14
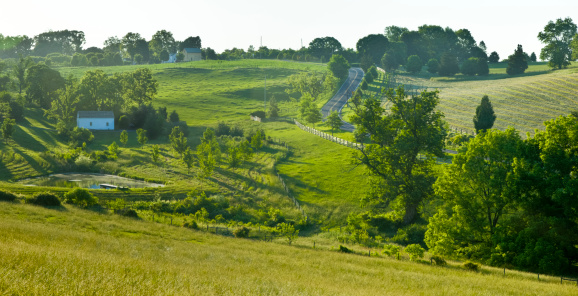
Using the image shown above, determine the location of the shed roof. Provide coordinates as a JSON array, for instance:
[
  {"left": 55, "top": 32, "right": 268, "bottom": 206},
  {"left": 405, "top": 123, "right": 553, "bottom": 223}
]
[
  {"left": 184, "top": 48, "right": 202, "bottom": 53},
  {"left": 78, "top": 111, "right": 114, "bottom": 118}
]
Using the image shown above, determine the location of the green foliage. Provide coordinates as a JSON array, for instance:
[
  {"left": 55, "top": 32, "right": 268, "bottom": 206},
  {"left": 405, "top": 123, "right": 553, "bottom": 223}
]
[
  {"left": 136, "top": 128, "right": 148, "bottom": 146},
  {"left": 63, "top": 188, "right": 98, "bottom": 208},
  {"left": 538, "top": 17, "right": 577, "bottom": 69},
  {"left": 488, "top": 51, "right": 500, "bottom": 63},
  {"left": 382, "top": 244, "right": 402, "bottom": 257},
  {"left": 169, "top": 126, "right": 188, "bottom": 157},
  {"left": 267, "top": 96, "right": 280, "bottom": 118},
  {"left": 391, "top": 224, "right": 427, "bottom": 246},
  {"left": 426, "top": 58, "right": 439, "bottom": 74},
  {"left": 107, "top": 141, "right": 119, "bottom": 159},
  {"left": 277, "top": 222, "right": 299, "bottom": 245},
  {"left": 326, "top": 111, "right": 342, "bottom": 135},
  {"left": 298, "top": 93, "right": 322, "bottom": 127},
  {"left": 0, "top": 190, "right": 17, "bottom": 202},
  {"left": 405, "top": 244, "right": 425, "bottom": 261},
  {"left": 250, "top": 110, "right": 266, "bottom": 119},
  {"left": 356, "top": 34, "right": 389, "bottom": 65},
  {"left": 151, "top": 145, "right": 160, "bottom": 162},
  {"left": 233, "top": 227, "right": 251, "bottom": 238},
  {"left": 431, "top": 256, "right": 447, "bottom": 266},
  {"left": 69, "top": 127, "right": 94, "bottom": 147},
  {"left": 464, "top": 261, "right": 479, "bottom": 271},
  {"left": 327, "top": 54, "right": 350, "bottom": 80},
  {"left": 381, "top": 52, "right": 398, "bottom": 72},
  {"left": 405, "top": 55, "right": 422, "bottom": 74},
  {"left": 473, "top": 95, "right": 496, "bottom": 133},
  {"left": 339, "top": 245, "right": 353, "bottom": 253},
  {"left": 460, "top": 58, "right": 479, "bottom": 76},
  {"left": 250, "top": 130, "right": 264, "bottom": 151},
  {"left": 169, "top": 110, "right": 180, "bottom": 122},
  {"left": 1, "top": 117, "right": 15, "bottom": 143},
  {"left": 365, "top": 71, "right": 374, "bottom": 84},
  {"left": 26, "top": 192, "right": 61, "bottom": 207},
  {"left": 182, "top": 219, "right": 198, "bottom": 229},
  {"left": 286, "top": 72, "right": 326, "bottom": 100},
  {"left": 360, "top": 79, "right": 368, "bottom": 90},
  {"left": 506, "top": 44, "right": 528, "bottom": 75},
  {"left": 119, "top": 130, "right": 128, "bottom": 147},
  {"left": 438, "top": 52, "right": 459, "bottom": 76},
  {"left": 350, "top": 86, "right": 446, "bottom": 224},
  {"left": 75, "top": 155, "right": 93, "bottom": 171},
  {"left": 182, "top": 147, "right": 194, "bottom": 174}
]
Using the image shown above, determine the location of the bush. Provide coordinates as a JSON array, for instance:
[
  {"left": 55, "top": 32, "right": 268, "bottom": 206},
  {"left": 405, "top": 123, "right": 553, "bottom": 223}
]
[
  {"left": 427, "top": 58, "right": 439, "bottom": 74},
  {"left": 116, "top": 208, "right": 138, "bottom": 218},
  {"left": 215, "top": 122, "right": 231, "bottom": 136},
  {"left": 233, "top": 226, "right": 251, "bottom": 238},
  {"left": 183, "top": 219, "right": 198, "bottom": 229},
  {"left": 339, "top": 245, "right": 353, "bottom": 253},
  {"left": 75, "top": 155, "right": 93, "bottom": 171},
  {"left": 431, "top": 255, "right": 447, "bottom": 266},
  {"left": 26, "top": 192, "right": 61, "bottom": 207},
  {"left": 406, "top": 55, "right": 423, "bottom": 74},
  {"left": 70, "top": 127, "right": 94, "bottom": 147},
  {"left": 63, "top": 188, "right": 98, "bottom": 208},
  {"left": 250, "top": 110, "right": 266, "bottom": 119},
  {"left": 464, "top": 261, "right": 479, "bottom": 271},
  {"left": 405, "top": 244, "right": 425, "bottom": 261},
  {"left": 0, "top": 190, "right": 17, "bottom": 202},
  {"left": 383, "top": 244, "right": 402, "bottom": 257}
]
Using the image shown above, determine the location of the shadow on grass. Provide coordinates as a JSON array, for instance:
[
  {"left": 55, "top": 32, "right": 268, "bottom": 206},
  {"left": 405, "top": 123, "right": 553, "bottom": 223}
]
[
  {"left": 12, "top": 126, "right": 47, "bottom": 152},
  {"left": 12, "top": 148, "right": 49, "bottom": 175},
  {"left": 431, "top": 70, "right": 552, "bottom": 83}
]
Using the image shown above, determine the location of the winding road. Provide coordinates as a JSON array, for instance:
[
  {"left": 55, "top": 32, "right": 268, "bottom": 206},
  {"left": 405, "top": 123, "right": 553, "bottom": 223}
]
[{"left": 321, "top": 67, "right": 364, "bottom": 132}]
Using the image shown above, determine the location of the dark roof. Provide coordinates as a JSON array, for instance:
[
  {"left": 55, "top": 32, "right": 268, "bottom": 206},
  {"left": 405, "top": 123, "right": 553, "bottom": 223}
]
[
  {"left": 78, "top": 111, "right": 114, "bottom": 118},
  {"left": 184, "top": 48, "right": 202, "bottom": 53}
]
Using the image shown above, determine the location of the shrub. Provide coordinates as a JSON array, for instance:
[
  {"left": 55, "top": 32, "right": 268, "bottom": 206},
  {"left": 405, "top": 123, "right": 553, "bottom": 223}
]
[
  {"left": 63, "top": 188, "right": 98, "bottom": 208},
  {"left": 431, "top": 255, "right": 447, "bottom": 266},
  {"left": 215, "top": 122, "right": 231, "bottom": 136},
  {"left": 464, "top": 261, "right": 479, "bottom": 271},
  {"left": 405, "top": 244, "right": 425, "bottom": 261},
  {"left": 116, "top": 208, "right": 138, "bottom": 218},
  {"left": 26, "top": 192, "right": 61, "bottom": 207},
  {"left": 0, "top": 190, "right": 17, "bottom": 202},
  {"left": 339, "top": 245, "right": 353, "bottom": 253},
  {"left": 75, "top": 155, "right": 93, "bottom": 171},
  {"left": 250, "top": 110, "right": 266, "bottom": 119},
  {"left": 69, "top": 127, "right": 94, "bottom": 146},
  {"left": 233, "top": 226, "right": 251, "bottom": 238},
  {"left": 183, "top": 219, "right": 198, "bottom": 229},
  {"left": 427, "top": 58, "right": 439, "bottom": 74},
  {"left": 383, "top": 244, "right": 402, "bottom": 257}
]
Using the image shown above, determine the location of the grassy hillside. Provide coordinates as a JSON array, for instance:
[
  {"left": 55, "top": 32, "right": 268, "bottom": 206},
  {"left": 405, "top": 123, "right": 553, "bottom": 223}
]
[{"left": 1, "top": 202, "right": 576, "bottom": 295}]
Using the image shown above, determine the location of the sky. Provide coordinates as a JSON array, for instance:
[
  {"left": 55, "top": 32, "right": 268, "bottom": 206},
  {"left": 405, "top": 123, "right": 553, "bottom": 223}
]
[{"left": 1, "top": 0, "right": 577, "bottom": 60}]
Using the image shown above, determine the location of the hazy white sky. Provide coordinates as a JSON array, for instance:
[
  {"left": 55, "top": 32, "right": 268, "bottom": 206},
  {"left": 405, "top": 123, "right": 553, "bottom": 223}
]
[{"left": 2, "top": 0, "right": 577, "bottom": 60}]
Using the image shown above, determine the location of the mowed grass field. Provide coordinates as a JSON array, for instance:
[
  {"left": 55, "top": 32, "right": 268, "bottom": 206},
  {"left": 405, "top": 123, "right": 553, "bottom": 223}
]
[
  {"left": 394, "top": 62, "right": 578, "bottom": 135},
  {"left": 1, "top": 202, "right": 577, "bottom": 296}
]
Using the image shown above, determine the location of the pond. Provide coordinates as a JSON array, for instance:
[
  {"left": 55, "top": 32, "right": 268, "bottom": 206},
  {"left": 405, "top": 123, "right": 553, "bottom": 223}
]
[{"left": 18, "top": 173, "right": 164, "bottom": 189}]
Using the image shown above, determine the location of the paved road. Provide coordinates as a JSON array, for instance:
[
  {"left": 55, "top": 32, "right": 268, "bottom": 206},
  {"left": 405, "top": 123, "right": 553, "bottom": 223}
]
[{"left": 321, "top": 67, "right": 364, "bottom": 132}]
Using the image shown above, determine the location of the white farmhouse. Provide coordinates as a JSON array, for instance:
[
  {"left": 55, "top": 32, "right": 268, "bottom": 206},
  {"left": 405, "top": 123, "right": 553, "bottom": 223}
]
[
  {"left": 183, "top": 48, "right": 202, "bottom": 62},
  {"left": 77, "top": 111, "right": 114, "bottom": 130}
]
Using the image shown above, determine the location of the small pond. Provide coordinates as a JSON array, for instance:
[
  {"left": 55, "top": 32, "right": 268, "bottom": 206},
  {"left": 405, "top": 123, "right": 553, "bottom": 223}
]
[{"left": 18, "top": 173, "right": 164, "bottom": 189}]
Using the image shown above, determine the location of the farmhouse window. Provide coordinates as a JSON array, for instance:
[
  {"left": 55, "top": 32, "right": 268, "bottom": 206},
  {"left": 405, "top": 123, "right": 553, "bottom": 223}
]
[
  {"left": 106, "top": 122, "right": 109, "bottom": 126},
  {"left": 90, "top": 122, "right": 92, "bottom": 126}
]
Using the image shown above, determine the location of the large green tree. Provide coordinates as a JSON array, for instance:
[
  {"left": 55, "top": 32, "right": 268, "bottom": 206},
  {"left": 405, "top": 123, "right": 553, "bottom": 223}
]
[
  {"left": 538, "top": 17, "right": 577, "bottom": 69},
  {"left": 506, "top": 45, "right": 528, "bottom": 75},
  {"left": 326, "top": 110, "right": 342, "bottom": 135},
  {"left": 350, "top": 86, "right": 447, "bottom": 224},
  {"left": 25, "top": 64, "right": 65, "bottom": 108},
  {"left": 473, "top": 95, "right": 497, "bottom": 133},
  {"left": 356, "top": 34, "right": 389, "bottom": 65},
  {"left": 426, "top": 128, "right": 523, "bottom": 256},
  {"left": 327, "top": 54, "right": 350, "bottom": 80},
  {"left": 308, "top": 37, "right": 342, "bottom": 61},
  {"left": 299, "top": 94, "right": 322, "bottom": 127},
  {"left": 13, "top": 55, "right": 33, "bottom": 94},
  {"left": 45, "top": 76, "right": 79, "bottom": 136}
]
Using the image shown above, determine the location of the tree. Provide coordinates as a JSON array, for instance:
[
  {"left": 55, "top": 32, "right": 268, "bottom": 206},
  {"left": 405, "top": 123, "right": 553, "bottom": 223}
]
[
  {"left": 182, "top": 147, "right": 194, "bottom": 174},
  {"left": 385, "top": 26, "right": 409, "bottom": 42},
  {"left": 530, "top": 52, "right": 537, "bottom": 62},
  {"left": 151, "top": 144, "right": 160, "bottom": 162},
  {"left": 488, "top": 51, "right": 500, "bottom": 63},
  {"left": 120, "top": 130, "right": 128, "bottom": 147},
  {"left": 267, "top": 95, "right": 279, "bottom": 118},
  {"left": 103, "top": 36, "right": 122, "bottom": 53},
  {"left": 438, "top": 52, "right": 459, "bottom": 76},
  {"left": 13, "top": 55, "right": 33, "bottom": 94},
  {"left": 361, "top": 79, "right": 368, "bottom": 90},
  {"left": 460, "top": 57, "right": 479, "bottom": 76},
  {"left": 25, "top": 64, "right": 65, "bottom": 108},
  {"left": 197, "top": 142, "right": 215, "bottom": 181},
  {"left": 308, "top": 37, "right": 342, "bottom": 60},
  {"left": 299, "top": 94, "right": 322, "bottom": 127},
  {"left": 426, "top": 128, "right": 522, "bottom": 256},
  {"left": 169, "top": 110, "right": 180, "bottom": 122},
  {"left": 179, "top": 36, "right": 202, "bottom": 51},
  {"left": 405, "top": 55, "right": 422, "bottom": 74},
  {"left": 45, "top": 76, "right": 79, "bottom": 136},
  {"left": 381, "top": 52, "right": 398, "bottom": 72},
  {"left": 151, "top": 30, "right": 176, "bottom": 54},
  {"left": 350, "top": 86, "right": 446, "bottom": 224},
  {"left": 1, "top": 118, "right": 15, "bottom": 143},
  {"left": 538, "top": 17, "right": 577, "bottom": 69},
  {"left": 121, "top": 32, "right": 145, "bottom": 60},
  {"left": 136, "top": 128, "right": 148, "bottom": 146},
  {"left": 200, "top": 128, "right": 221, "bottom": 163},
  {"left": 473, "top": 95, "right": 497, "bottom": 133},
  {"left": 506, "top": 44, "right": 528, "bottom": 75},
  {"left": 277, "top": 222, "right": 299, "bottom": 245},
  {"left": 326, "top": 110, "right": 342, "bottom": 135},
  {"left": 327, "top": 54, "right": 350, "bottom": 80},
  {"left": 107, "top": 141, "right": 119, "bottom": 159},
  {"left": 356, "top": 34, "right": 389, "bottom": 65},
  {"left": 120, "top": 68, "right": 158, "bottom": 106},
  {"left": 250, "top": 130, "right": 264, "bottom": 151},
  {"left": 427, "top": 58, "right": 439, "bottom": 74},
  {"left": 169, "top": 126, "right": 188, "bottom": 157}
]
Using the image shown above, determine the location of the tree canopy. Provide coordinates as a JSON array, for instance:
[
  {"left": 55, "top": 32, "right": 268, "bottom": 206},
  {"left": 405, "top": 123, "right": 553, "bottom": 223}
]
[
  {"left": 506, "top": 44, "right": 528, "bottom": 75},
  {"left": 538, "top": 17, "right": 577, "bottom": 69},
  {"left": 473, "top": 95, "right": 497, "bottom": 133}
]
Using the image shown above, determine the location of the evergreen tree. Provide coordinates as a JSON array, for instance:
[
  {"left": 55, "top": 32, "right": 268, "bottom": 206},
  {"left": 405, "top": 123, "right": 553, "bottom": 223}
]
[
  {"left": 506, "top": 45, "right": 528, "bottom": 75},
  {"left": 438, "top": 52, "right": 459, "bottom": 76},
  {"left": 405, "top": 55, "right": 423, "bottom": 74},
  {"left": 267, "top": 95, "right": 280, "bottom": 118},
  {"left": 488, "top": 51, "right": 500, "bottom": 63},
  {"left": 473, "top": 95, "right": 497, "bottom": 133},
  {"left": 427, "top": 58, "right": 439, "bottom": 74}
]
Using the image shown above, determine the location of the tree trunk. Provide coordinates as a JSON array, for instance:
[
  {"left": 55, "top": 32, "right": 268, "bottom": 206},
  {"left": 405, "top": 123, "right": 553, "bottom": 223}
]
[{"left": 403, "top": 203, "right": 418, "bottom": 225}]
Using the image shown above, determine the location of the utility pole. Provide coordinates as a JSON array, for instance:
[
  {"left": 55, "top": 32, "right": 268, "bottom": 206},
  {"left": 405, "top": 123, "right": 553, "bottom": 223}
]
[{"left": 264, "top": 75, "right": 267, "bottom": 112}]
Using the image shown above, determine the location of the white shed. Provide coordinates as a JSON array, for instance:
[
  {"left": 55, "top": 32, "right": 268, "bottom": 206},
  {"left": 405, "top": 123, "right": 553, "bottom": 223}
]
[
  {"left": 77, "top": 111, "right": 114, "bottom": 130},
  {"left": 183, "top": 48, "right": 202, "bottom": 62}
]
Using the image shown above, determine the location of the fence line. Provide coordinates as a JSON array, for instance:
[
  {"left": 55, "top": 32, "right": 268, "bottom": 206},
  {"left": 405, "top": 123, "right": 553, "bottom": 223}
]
[
  {"left": 449, "top": 125, "right": 476, "bottom": 136},
  {"left": 293, "top": 119, "right": 364, "bottom": 150},
  {"left": 274, "top": 168, "right": 307, "bottom": 220}
]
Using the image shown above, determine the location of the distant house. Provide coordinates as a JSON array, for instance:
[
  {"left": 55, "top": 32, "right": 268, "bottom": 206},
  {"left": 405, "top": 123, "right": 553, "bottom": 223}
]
[
  {"left": 77, "top": 111, "right": 114, "bottom": 130},
  {"left": 183, "top": 48, "right": 202, "bottom": 62},
  {"left": 163, "top": 53, "right": 177, "bottom": 64}
]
